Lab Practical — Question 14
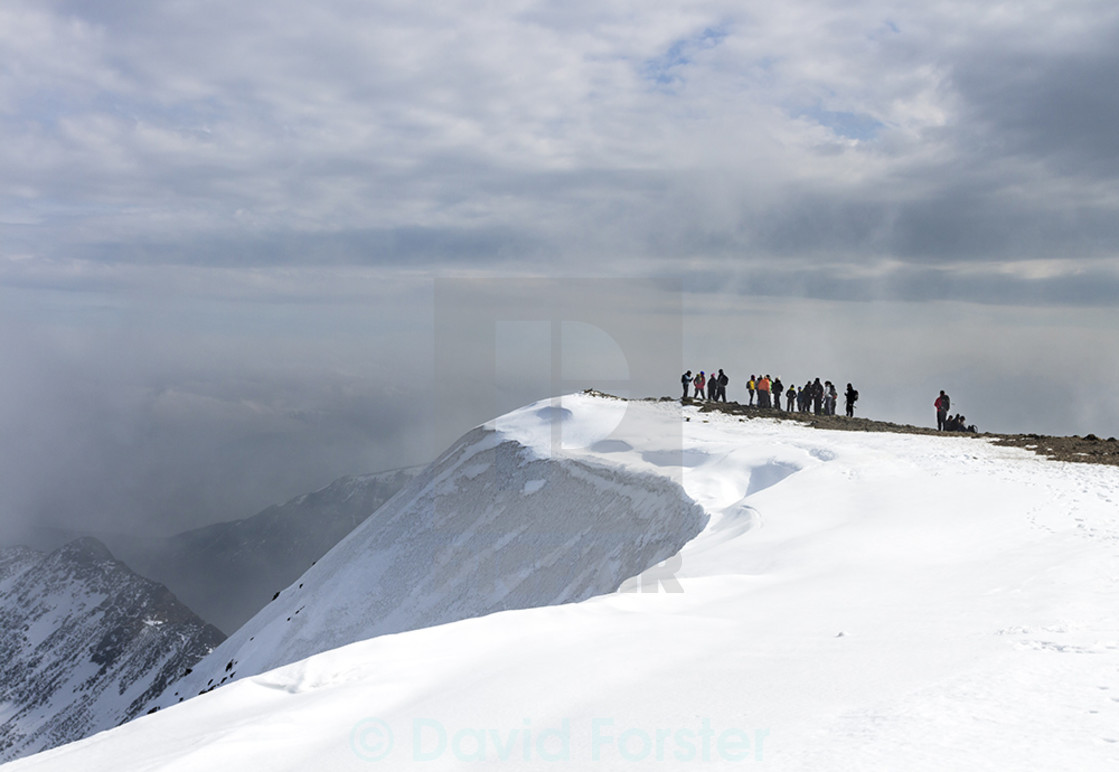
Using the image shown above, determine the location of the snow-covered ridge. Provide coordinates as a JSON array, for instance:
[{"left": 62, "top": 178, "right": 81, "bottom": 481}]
[
  {"left": 12, "top": 393, "right": 1119, "bottom": 771},
  {"left": 147, "top": 396, "right": 709, "bottom": 710}
]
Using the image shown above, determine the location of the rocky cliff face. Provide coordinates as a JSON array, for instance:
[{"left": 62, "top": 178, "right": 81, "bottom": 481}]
[{"left": 0, "top": 538, "right": 224, "bottom": 763}]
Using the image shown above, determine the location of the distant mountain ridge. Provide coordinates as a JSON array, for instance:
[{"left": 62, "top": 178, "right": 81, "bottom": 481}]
[
  {"left": 0, "top": 538, "right": 223, "bottom": 763},
  {"left": 109, "top": 468, "right": 420, "bottom": 633}
]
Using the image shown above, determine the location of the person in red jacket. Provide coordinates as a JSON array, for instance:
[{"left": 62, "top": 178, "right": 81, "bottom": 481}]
[
  {"left": 934, "top": 390, "right": 950, "bottom": 430},
  {"left": 694, "top": 371, "right": 706, "bottom": 399}
]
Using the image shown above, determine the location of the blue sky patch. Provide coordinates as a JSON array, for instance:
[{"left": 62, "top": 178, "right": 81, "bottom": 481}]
[
  {"left": 797, "top": 105, "right": 884, "bottom": 141},
  {"left": 641, "top": 25, "right": 729, "bottom": 89}
]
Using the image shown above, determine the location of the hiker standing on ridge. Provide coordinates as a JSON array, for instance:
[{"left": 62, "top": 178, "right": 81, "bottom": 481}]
[
  {"left": 716, "top": 369, "right": 729, "bottom": 402},
  {"left": 681, "top": 370, "right": 692, "bottom": 400},
  {"left": 694, "top": 371, "right": 706, "bottom": 399},
  {"left": 935, "top": 390, "right": 950, "bottom": 430},
  {"left": 758, "top": 374, "right": 772, "bottom": 408},
  {"left": 772, "top": 377, "right": 784, "bottom": 411},
  {"left": 747, "top": 375, "right": 756, "bottom": 406},
  {"left": 707, "top": 370, "right": 718, "bottom": 400},
  {"left": 845, "top": 383, "right": 858, "bottom": 417}
]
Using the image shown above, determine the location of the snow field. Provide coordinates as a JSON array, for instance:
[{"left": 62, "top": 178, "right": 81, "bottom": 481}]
[{"left": 8, "top": 393, "right": 1119, "bottom": 770}]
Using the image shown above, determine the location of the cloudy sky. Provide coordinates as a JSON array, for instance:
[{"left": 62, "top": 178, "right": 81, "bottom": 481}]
[{"left": 3, "top": 0, "right": 1118, "bottom": 545}]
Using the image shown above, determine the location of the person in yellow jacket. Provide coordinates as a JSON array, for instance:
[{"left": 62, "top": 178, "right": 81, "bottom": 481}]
[{"left": 747, "top": 375, "right": 756, "bottom": 406}]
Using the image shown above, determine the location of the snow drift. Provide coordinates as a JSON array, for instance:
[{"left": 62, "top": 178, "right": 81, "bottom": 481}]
[{"left": 148, "top": 398, "right": 708, "bottom": 709}]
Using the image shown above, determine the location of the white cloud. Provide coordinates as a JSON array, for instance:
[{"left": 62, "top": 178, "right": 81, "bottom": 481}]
[{"left": 2, "top": 0, "right": 1113, "bottom": 282}]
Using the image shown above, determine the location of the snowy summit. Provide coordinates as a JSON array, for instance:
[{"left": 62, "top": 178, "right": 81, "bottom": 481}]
[{"left": 7, "top": 392, "right": 1119, "bottom": 770}]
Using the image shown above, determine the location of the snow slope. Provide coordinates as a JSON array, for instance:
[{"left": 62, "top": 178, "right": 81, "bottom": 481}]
[
  {"left": 8, "top": 393, "right": 1119, "bottom": 770},
  {"left": 145, "top": 400, "right": 707, "bottom": 708}
]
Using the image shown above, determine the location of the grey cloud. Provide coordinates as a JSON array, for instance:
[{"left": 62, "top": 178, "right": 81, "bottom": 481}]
[
  {"left": 949, "top": 22, "right": 1119, "bottom": 177},
  {"left": 0, "top": 291, "right": 441, "bottom": 547},
  {"left": 686, "top": 261, "right": 1119, "bottom": 307},
  {"left": 80, "top": 225, "right": 547, "bottom": 269},
  {"left": 7, "top": 1, "right": 1117, "bottom": 285},
  {"left": 874, "top": 267, "right": 1119, "bottom": 307}
]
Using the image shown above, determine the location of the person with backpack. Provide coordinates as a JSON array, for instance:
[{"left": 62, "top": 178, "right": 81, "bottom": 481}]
[
  {"left": 707, "top": 370, "right": 718, "bottom": 400},
  {"left": 935, "top": 390, "right": 950, "bottom": 430},
  {"left": 772, "top": 377, "right": 784, "bottom": 411},
  {"left": 681, "top": 370, "right": 692, "bottom": 400},
  {"left": 694, "top": 371, "right": 706, "bottom": 399},
  {"left": 747, "top": 375, "right": 756, "bottom": 406},
  {"left": 716, "top": 369, "right": 729, "bottom": 402},
  {"left": 845, "top": 383, "right": 858, "bottom": 417},
  {"left": 758, "top": 374, "right": 771, "bottom": 408},
  {"left": 786, "top": 384, "right": 796, "bottom": 412}
]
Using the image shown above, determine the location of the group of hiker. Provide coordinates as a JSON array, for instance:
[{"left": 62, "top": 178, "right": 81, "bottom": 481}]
[
  {"left": 679, "top": 371, "right": 976, "bottom": 431},
  {"left": 934, "top": 390, "right": 976, "bottom": 433},
  {"left": 684, "top": 369, "right": 730, "bottom": 402},
  {"left": 681, "top": 370, "right": 859, "bottom": 418}
]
